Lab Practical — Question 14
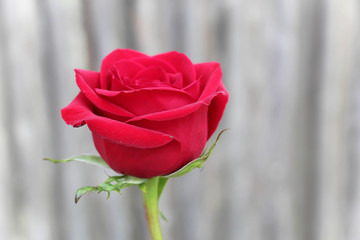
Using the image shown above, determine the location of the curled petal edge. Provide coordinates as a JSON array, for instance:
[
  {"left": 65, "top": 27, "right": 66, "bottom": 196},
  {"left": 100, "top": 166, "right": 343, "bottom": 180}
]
[
  {"left": 61, "top": 93, "right": 175, "bottom": 149},
  {"left": 126, "top": 90, "right": 228, "bottom": 123},
  {"left": 75, "top": 69, "right": 135, "bottom": 118}
]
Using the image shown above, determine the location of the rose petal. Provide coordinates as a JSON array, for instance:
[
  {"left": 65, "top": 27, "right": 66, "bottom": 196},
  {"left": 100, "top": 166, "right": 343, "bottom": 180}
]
[
  {"left": 206, "top": 87, "right": 229, "bottom": 138},
  {"left": 110, "top": 74, "right": 134, "bottom": 91},
  {"left": 113, "top": 59, "right": 145, "bottom": 79},
  {"left": 100, "top": 49, "right": 148, "bottom": 89},
  {"left": 74, "top": 69, "right": 100, "bottom": 88},
  {"left": 61, "top": 93, "right": 175, "bottom": 148},
  {"left": 195, "top": 62, "right": 223, "bottom": 100},
  {"left": 129, "top": 81, "right": 173, "bottom": 89},
  {"left": 61, "top": 92, "right": 95, "bottom": 127},
  {"left": 131, "top": 66, "right": 169, "bottom": 85},
  {"left": 182, "top": 79, "right": 200, "bottom": 100},
  {"left": 169, "top": 73, "right": 183, "bottom": 89},
  {"left": 87, "top": 117, "right": 175, "bottom": 148},
  {"left": 126, "top": 92, "right": 218, "bottom": 123},
  {"left": 110, "top": 60, "right": 145, "bottom": 91},
  {"left": 95, "top": 88, "right": 194, "bottom": 116},
  {"left": 93, "top": 133, "right": 182, "bottom": 178},
  {"left": 127, "top": 104, "right": 209, "bottom": 175},
  {"left": 75, "top": 69, "right": 135, "bottom": 117},
  {"left": 133, "top": 56, "right": 177, "bottom": 73},
  {"left": 153, "top": 51, "right": 195, "bottom": 87}
]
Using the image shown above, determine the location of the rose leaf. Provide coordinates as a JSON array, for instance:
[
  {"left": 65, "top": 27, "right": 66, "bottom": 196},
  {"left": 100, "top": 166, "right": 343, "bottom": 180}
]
[{"left": 44, "top": 154, "right": 110, "bottom": 169}]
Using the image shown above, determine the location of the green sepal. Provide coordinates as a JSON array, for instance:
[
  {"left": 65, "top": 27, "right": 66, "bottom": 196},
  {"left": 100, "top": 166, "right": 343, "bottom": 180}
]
[
  {"left": 75, "top": 175, "right": 147, "bottom": 203},
  {"left": 163, "top": 129, "right": 228, "bottom": 178},
  {"left": 157, "top": 178, "right": 168, "bottom": 200},
  {"left": 44, "top": 155, "right": 110, "bottom": 169}
]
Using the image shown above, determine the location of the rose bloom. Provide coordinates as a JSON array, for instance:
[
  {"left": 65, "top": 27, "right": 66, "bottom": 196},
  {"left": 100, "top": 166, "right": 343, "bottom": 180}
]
[{"left": 62, "top": 49, "right": 229, "bottom": 178}]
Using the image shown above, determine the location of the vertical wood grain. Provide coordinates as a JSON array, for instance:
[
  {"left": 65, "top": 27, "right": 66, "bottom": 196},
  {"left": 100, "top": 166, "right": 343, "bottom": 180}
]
[{"left": 0, "top": 0, "right": 359, "bottom": 239}]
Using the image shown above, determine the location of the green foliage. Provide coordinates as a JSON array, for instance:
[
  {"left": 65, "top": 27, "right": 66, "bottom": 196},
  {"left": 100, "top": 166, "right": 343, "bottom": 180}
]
[
  {"left": 44, "top": 155, "right": 110, "bottom": 169},
  {"left": 157, "top": 178, "right": 168, "bottom": 200},
  {"left": 75, "top": 175, "right": 147, "bottom": 203}
]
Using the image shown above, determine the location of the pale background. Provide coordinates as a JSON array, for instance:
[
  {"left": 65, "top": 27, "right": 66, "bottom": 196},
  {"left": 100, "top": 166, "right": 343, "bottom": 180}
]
[{"left": 0, "top": 0, "right": 359, "bottom": 240}]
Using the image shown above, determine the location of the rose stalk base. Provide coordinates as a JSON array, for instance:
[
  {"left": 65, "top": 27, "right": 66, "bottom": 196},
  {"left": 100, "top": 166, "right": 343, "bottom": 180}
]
[{"left": 143, "top": 176, "right": 163, "bottom": 240}]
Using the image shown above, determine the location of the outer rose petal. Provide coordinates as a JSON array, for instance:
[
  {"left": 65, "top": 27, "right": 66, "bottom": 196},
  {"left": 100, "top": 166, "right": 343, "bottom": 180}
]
[
  {"left": 95, "top": 104, "right": 210, "bottom": 178},
  {"left": 61, "top": 93, "right": 175, "bottom": 149},
  {"left": 93, "top": 134, "right": 181, "bottom": 178},
  {"left": 100, "top": 49, "right": 148, "bottom": 89},
  {"left": 206, "top": 87, "right": 229, "bottom": 138},
  {"left": 128, "top": 104, "right": 209, "bottom": 175},
  {"left": 61, "top": 92, "right": 94, "bottom": 127},
  {"left": 74, "top": 69, "right": 100, "bottom": 88}
]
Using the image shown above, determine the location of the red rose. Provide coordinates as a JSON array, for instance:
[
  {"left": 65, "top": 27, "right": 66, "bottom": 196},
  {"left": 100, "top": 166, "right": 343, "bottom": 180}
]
[{"left": 61, "top": 49, "right": 229, "bottom": 178}]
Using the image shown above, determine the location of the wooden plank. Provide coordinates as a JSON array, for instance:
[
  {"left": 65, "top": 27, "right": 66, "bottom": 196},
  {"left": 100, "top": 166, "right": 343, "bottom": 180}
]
[{"left": 0, "top": 0, "right": 359, "bottom": 239}]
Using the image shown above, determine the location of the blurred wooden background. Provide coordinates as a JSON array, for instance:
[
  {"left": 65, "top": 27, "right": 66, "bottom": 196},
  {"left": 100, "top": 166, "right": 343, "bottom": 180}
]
[{"left": 0, "top": 0, "right": 359, "bottom": 239}]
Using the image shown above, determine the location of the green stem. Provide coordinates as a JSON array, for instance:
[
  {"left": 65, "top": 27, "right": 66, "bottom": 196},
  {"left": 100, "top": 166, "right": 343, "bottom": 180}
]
[{"left": 143, "top": 177, "right": 163, "bottom": 240}]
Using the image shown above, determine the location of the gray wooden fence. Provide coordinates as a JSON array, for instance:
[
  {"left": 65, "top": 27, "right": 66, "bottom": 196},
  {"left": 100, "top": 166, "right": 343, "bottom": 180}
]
[{"left": 0, "top": 0, "right": 359, "bottom": 239}]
